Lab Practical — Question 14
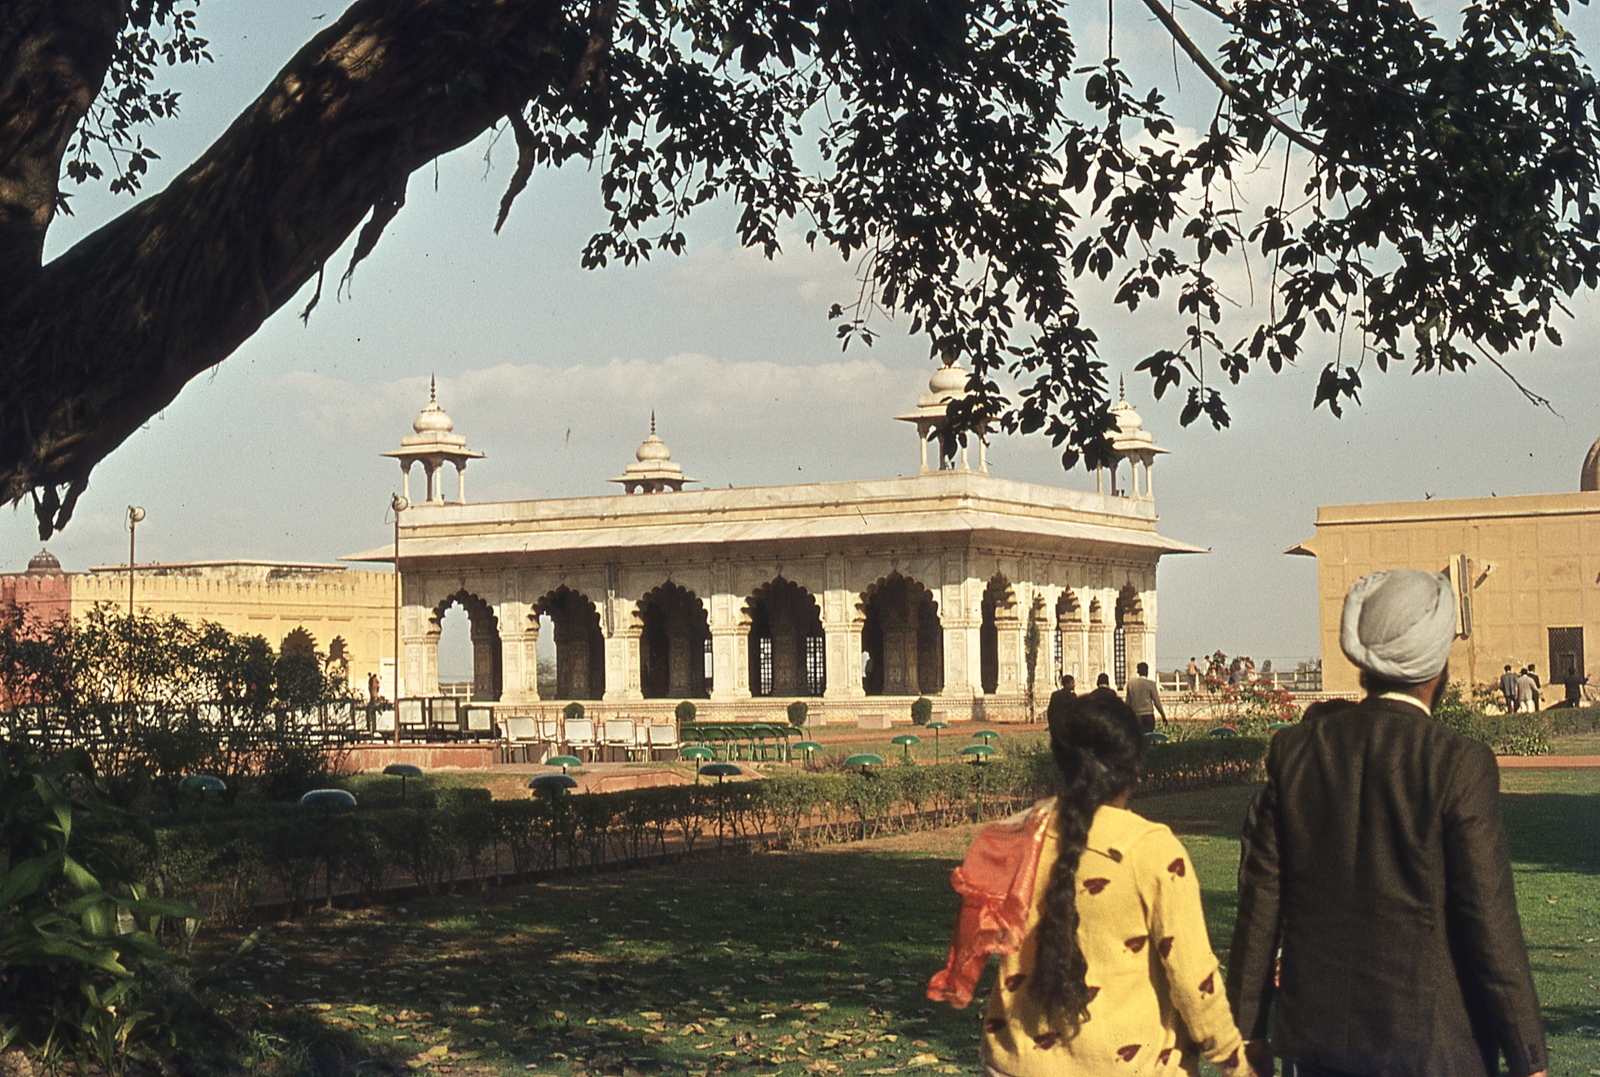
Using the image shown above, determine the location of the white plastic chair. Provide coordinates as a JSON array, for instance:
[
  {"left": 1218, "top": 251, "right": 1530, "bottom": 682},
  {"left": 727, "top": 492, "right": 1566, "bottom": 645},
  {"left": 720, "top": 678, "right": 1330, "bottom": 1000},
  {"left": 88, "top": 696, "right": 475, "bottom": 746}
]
[
  {"left": 603, "top": 718, "right": 635, "bottom": 762},
  {"left": 647, "top": 723, "right": 680, "bottom": 760},
  {"left": 565, "top": 718, "right": 597, "bottom": 759}
]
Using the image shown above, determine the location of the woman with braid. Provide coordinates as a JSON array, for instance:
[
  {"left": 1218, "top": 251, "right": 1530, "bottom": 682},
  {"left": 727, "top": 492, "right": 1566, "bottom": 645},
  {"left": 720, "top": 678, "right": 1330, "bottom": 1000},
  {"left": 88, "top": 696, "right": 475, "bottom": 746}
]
[{"left": 929, "top": 692, "right": 1259, "bottom": 1076}]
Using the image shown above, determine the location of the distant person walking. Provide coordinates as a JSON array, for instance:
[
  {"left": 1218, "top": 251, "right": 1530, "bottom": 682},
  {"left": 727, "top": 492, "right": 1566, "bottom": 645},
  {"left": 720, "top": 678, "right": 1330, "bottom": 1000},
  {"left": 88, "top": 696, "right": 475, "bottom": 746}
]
[
  {"left": 1527, "top": 663, "right": 1542, "bottom": 710},
  {"left": 1516, "top": 668, "right": 1537, "bottom": 713},
  {"left": 1499, "top": 665, "right": 1518, "bottom": 713},
  {"left": 1187, "top": 656, "right": 1200, "bottom": 691},
  {"left": 1231, "top": 569, "right": 1547, "bottom": 1077},
  {"left": 1562, "top": 670, "right": 1588, "bottom": 707},
  {"left": 1045, "top": 673, "right": 1077, "bottom": 730},
  {"left": 1124, "top": 661, "right": 1166, "bottom": 733}
]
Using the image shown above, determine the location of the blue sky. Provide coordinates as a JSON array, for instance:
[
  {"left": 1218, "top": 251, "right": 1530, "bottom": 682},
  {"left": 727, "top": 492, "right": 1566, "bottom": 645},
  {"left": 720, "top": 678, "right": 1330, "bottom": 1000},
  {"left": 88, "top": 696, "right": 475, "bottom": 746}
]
[{"left": 11, "top": 0, "right": 1600, "bottom": 677}]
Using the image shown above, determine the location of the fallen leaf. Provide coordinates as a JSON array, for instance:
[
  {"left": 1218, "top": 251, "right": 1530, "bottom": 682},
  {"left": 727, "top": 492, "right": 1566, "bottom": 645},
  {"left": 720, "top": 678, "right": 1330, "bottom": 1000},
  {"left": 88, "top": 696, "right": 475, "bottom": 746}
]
[{"left": 909, "top": 1054, "right": 941, "bottom": 1067}]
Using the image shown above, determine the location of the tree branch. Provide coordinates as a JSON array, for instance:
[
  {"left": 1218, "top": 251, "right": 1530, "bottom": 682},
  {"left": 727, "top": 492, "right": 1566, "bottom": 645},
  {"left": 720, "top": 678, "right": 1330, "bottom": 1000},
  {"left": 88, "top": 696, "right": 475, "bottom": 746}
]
[
  {"left": 0, "top": 0, "right": 578, "bottom": 534},
  {"left": 0, "top": 0, "right": 124, "bottom": 295},
  {"left": 1132, "top": 0, "right": 1321, "bottom": 155}
]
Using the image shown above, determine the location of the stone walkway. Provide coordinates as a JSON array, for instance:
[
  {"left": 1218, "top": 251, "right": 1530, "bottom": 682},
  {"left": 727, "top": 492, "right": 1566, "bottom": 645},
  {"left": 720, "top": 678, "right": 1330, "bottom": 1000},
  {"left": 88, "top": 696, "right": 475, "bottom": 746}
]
[{"left": 1495, "top": 755, "right": 1600, "bottom": 769}]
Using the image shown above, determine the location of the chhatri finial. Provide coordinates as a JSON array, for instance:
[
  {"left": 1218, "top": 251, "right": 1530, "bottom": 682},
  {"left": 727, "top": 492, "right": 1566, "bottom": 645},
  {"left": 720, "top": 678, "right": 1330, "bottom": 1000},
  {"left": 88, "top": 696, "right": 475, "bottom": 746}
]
[
  {"left": 650, "top": 410, "right": 657, "bottom": 436},
  {"left": 430, "top": 374, "right": 437, "bottom": 403},
  {"left": 1119, "top": 375, "right": 1126, "bottom": 400}
]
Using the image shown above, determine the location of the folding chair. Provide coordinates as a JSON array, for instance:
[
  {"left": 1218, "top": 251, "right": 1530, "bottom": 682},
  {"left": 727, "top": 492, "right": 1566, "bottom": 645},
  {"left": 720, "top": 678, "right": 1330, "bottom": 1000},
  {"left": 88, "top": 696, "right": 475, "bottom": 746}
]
[
  {"left": 603, "top": 718, "right": 635, "bottom": 762},
  {"left": 565, "top": 718, "right": 597, "bottom": 761},
  {"left": 648, "top": 723, "right": 681, "bottom": 761}
]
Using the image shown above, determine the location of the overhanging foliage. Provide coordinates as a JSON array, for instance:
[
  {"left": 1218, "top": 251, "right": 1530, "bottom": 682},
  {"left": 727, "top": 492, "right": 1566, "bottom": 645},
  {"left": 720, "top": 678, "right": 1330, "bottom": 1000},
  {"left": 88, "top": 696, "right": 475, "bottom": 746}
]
[{"left": 2, "top": 0, "right": 1596, "bottom": 534}]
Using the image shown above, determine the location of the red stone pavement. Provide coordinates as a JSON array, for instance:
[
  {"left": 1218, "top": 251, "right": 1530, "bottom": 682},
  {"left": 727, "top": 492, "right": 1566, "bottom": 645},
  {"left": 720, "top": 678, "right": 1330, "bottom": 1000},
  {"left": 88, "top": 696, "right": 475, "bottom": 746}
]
[{"left": 1495, "top": 755, "right": 1600, "bottom": 769}]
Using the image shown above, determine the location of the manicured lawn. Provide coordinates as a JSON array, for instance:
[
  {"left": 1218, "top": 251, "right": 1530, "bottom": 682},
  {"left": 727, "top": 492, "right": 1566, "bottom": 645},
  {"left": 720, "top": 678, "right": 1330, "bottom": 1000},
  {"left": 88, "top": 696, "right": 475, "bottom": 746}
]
[{"left": 207, "top": 776, "right": 1599, "bottom": 1076}]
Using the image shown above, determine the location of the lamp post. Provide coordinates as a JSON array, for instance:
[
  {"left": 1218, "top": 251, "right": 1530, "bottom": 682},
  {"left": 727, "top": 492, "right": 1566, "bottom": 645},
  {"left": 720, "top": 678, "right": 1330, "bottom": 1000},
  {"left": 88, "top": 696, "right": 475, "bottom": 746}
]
[
  {"left": 391, "top": 493, "right": 408, "bottom": 747},
  {"left": 125, "top": 506, "right": 145, "bottom": 619}
]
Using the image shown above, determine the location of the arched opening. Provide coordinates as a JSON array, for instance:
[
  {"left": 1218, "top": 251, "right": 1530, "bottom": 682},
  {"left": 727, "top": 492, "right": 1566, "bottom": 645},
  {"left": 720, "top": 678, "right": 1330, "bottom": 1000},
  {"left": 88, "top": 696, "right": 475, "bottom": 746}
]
[
  {"left": 746, "top": 578, "right": 825, "bottom": 697},
  {"left": 859, "top": 572, "right": 944, "bottom": 697},
  {"left": 979, "top": 574, "right": 1016, "bottom": 695},
  {"left": 1114, "top": 585, "right": 1144, "bottom": 690},
  {"left": 432, "top": 591, "right": 502, "bottom": 701},
  {"left": 536, "top": 585, "right": 606, "bottom": 700},
  {"left": 638, "top": 582, "right": 710, "bottom": 699}
]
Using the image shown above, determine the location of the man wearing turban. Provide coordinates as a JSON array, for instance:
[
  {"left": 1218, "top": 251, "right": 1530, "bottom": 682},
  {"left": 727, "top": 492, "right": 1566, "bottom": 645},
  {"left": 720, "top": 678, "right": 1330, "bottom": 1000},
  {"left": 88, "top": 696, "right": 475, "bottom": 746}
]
[{"left": 1227, "top": 570, "right": 1546, "bottom": 1077}]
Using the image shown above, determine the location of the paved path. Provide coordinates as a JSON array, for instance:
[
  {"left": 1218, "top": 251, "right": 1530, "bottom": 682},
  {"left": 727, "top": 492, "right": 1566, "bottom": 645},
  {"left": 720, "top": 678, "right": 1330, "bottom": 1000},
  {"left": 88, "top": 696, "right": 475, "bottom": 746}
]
[{"left": 1496, "top": 755, "right": 1600, "bottom": 769}]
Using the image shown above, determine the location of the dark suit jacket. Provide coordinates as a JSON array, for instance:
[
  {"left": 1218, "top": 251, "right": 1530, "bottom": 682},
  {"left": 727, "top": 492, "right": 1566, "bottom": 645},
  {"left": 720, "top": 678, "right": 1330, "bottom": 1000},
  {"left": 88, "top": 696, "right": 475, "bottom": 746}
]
[{"left": 1227, "top": 697, "right": 1547, "bottom": 1076}]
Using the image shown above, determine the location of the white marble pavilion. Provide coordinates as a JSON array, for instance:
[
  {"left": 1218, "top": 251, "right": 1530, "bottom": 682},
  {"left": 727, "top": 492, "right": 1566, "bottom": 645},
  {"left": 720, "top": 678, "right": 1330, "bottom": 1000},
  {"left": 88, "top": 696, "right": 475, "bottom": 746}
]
[{"left": 347, "top": 366, "right": 1202, "bottom": 723}]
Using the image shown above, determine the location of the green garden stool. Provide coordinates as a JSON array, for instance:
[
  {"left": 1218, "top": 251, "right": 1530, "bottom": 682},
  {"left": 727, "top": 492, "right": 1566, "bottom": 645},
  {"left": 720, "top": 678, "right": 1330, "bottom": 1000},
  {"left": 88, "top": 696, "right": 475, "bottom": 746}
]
[
  {"left": 845, "top": 753, "right": 884, "bottom": 775},
  {"left": 891, "top": 733, "right": 921, "bottom": 764}
]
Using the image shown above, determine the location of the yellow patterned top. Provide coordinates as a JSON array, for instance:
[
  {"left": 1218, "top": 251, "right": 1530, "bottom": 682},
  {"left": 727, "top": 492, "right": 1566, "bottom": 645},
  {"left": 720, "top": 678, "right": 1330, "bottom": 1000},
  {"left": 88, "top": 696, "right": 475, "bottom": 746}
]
[{"left": 981, "top": 803, "right": 1246, "bottom": 1076}]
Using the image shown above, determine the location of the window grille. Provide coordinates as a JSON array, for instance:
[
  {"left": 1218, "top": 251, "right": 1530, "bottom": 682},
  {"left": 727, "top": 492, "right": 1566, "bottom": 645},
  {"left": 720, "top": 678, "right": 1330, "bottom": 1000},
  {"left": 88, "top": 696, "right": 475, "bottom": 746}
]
[
  {"left": 757, "top": 637, "right": 774, "bottom": 696},
  {"left": 805, "top": 635, "right": 827, "bottom": 696}
]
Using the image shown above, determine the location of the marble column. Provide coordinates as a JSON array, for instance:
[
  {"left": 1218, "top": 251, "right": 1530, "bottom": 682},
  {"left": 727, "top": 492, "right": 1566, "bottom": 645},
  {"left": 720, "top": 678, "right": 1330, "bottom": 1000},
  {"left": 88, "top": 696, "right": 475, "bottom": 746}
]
[{"left": 499, "top": 611, "right": 541, "bottom": 704}]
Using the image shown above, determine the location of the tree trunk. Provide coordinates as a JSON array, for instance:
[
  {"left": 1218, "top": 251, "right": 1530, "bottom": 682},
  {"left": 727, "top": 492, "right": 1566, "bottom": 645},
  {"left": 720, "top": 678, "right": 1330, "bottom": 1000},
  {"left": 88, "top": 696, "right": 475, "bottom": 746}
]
[{"left": 0, "top": 0, "right": 581, "bottom": 533}]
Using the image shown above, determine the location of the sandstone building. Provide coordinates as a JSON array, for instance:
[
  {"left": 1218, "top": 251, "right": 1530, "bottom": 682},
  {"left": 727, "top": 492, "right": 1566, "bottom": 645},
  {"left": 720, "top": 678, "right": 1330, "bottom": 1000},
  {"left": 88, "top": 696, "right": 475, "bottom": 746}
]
[
  {"left": 0, "top": 554, "right": 392, "bottom": 694},
  {"left": 1289, "top": 438, "right": 1600, "bottom": 695}
]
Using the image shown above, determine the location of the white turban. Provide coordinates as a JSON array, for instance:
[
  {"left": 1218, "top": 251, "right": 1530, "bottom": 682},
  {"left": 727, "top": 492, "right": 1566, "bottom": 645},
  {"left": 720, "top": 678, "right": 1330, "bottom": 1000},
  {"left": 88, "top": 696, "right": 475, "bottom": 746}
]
[{"left": 1340, "top": 569, "right": 1457, "bottom": 684}]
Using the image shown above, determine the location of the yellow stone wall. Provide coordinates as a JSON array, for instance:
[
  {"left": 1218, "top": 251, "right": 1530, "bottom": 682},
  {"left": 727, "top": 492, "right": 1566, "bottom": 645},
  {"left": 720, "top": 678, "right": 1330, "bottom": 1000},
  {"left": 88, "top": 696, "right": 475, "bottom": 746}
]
[
  {"left": 70, "top": 564, "right": 395, "bottom": 697},
  {"left": 1295, "top": 492, "right": 1600, "bottom": 694}
]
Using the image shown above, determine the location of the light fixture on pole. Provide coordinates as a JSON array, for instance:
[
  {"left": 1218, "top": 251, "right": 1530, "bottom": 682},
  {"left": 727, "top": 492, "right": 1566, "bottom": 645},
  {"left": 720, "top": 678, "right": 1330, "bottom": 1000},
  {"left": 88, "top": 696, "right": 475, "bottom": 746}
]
[
  {"left": 125, "top": 506, "right": 146, "bottom": 619},
  {"left": 391, "top": 493, "right": 409, "bottom": 747}
]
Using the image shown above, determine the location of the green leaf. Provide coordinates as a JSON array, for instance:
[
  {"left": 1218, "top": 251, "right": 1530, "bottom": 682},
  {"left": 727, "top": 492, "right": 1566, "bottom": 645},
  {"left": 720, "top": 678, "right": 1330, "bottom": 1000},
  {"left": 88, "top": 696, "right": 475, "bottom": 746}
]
[
  {"left": 126, "top": 896, "right": 201, "bottom": 921},
  {"left": 0, "top": 853, "right": 60, "bottom": 909},
  {"left": 61, "top": 855, "right": 101, "bottom": 893}
]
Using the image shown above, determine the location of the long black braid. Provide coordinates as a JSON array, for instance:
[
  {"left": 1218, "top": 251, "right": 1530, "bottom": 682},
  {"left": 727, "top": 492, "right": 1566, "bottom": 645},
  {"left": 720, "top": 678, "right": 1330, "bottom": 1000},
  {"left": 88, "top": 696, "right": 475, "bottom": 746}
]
[{"left": 1030, "top": 689, "right": 1147, "bottom": 1029}]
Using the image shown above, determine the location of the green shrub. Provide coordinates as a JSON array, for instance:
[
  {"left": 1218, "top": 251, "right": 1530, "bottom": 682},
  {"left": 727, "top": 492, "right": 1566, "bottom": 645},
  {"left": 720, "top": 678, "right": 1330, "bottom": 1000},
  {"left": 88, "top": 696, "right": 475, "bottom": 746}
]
[
  {"left": 563, "top": 701, "right": 586, "bottom": 722},
  {"left": 1544, "top": 706, "right": 1600, "bottom": 737},
  {"left": 787, "top": 700, "right": 809, "bottom": 728},
  {"left": 1142, "top": 737, "right": 1269, "bottom": 791},
  {"left": 910, "top": 697, "right": 933, "bottom": 726},
  {"left": 675, "top": 700, "right": 697, "bottom": 724},
  {"left": 1435, "top": 684, "right": 1550, "bottom": 756},
  {"left": 0, "top": 743, "right": 199, "bottom": 1060}
]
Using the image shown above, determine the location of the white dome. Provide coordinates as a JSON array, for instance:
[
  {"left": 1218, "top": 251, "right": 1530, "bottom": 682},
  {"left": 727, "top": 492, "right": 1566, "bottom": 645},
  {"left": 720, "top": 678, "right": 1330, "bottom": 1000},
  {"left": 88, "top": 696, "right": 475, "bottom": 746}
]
[
  {"left": 398, "top": 379, "right": 468, "bottom": 449},
  {"left": 413, "top": 400, "right": 454, "bottom": 436},
  {"left": 635, "top": 432, "right": 674, "bottom": 464},
  {"left": 929, "top": 363, "right": 967, "bottom": 395},
  {"left": 1111, "top": 395, "right": 1145, "bottom": 435}
]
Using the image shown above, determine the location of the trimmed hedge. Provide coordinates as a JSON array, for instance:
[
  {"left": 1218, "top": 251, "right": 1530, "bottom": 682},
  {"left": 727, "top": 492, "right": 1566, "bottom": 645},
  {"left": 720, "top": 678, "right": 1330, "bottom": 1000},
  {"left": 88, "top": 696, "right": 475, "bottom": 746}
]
[{"left": 122, "top": 738, "right": 1269, "bottom": 920}]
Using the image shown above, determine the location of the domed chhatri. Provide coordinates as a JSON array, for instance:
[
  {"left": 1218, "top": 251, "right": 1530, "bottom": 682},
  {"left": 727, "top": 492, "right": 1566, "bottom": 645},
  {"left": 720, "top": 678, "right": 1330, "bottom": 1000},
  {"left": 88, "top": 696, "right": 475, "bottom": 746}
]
[
  {"left": 611, "top": 413, "right": 696, "bottom": 494},
  {"left": 381, "top": 377, "right": 484, "bottom": 505},
  {"left": 405, "top": 381, "right": 465, "bottom": 446},
  {"left": 1097, "top": 379, "right": 1167, "bottom": 502},
  {"left": 896, "top": 358, "right": 990, "bottom": 474},
  {"left": 26, "top": 549, "right": 61, "bottom": 574}
]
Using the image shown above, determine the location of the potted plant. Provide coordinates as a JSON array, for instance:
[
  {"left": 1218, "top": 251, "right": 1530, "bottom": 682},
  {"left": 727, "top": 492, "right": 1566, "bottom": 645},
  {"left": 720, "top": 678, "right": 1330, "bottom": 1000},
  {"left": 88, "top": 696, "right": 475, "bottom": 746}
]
[
  {"left": 911, "top": 697, "right": 933, "bottom": 726},
  {"left": 675, "top": 700, "right": 697, "bottom": 725},
  {"left": 787, "top": 700, "right": 809, "bottom": 728}
]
